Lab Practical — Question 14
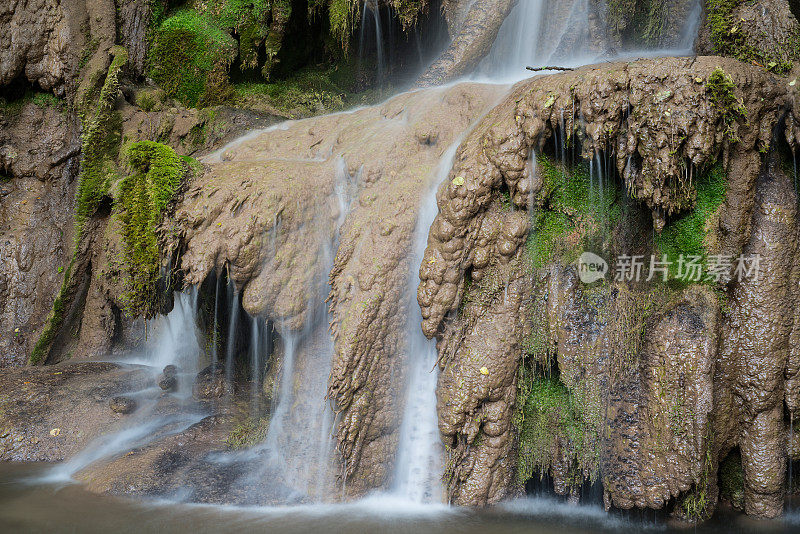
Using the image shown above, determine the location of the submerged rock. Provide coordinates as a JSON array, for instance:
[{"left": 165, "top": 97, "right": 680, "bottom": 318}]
[
  {"left": 110, "top": 396, "right": 137, "bottom": 414},
  {"left": 158, "top": 365, "right": 178, "bottom": 392},
  {"left": 193, "top": 363, "right": 229, "bottom": 400}
]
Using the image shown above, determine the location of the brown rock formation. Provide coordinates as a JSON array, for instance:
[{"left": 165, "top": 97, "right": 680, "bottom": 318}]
[
  {"left": 714, "top": 153, "right": 799, "bottom": 518},
  {"left": 174, "top": 83, "right": 505, "bottom": 496},
  {"left": 418, "top": 57, "right": 800, "bottom": 516},
  {"left": 416, "top": 0, "right": 516, "bottom": 87},
  {"left": 0, "top": 104, "right": 79, "bottom": 366}
]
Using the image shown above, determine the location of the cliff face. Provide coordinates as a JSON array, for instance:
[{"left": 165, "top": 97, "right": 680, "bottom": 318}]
[
  {"left": 3, "top": 0, "right": 800, "bottom": 524},
  {"left": 418, "top": 57, "right": 800, "bottom": 517}
]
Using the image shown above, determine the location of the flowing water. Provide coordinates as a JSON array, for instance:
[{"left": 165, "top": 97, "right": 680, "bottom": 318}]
[
  {"left": 479, "top": 0, "right": 702, "bottom": 82},
  {"left": 8, "top": 2, "right": 792, "bottom": 530},
  {"left": 392, "top": 140, "right": 465, "bottom": 503},
  {"left": 238, "top": 156, "right": 358, "bottom": 502},
  {"left": 4, "top": 463, "right": 800, "bottom": 534},
  {"left": 36, "top": 291, "right": 207, "bottom": 483}
]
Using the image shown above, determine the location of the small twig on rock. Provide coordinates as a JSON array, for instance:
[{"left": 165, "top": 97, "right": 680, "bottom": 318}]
[{"left": 526, "top": 66, "right": 575, "bottom": 72}]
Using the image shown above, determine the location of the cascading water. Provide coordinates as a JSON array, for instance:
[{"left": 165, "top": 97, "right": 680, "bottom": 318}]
[
  {"left": 239, "top": 156, "right": 358, "bottom": 502},
  {"left": 224, "top": 277, "right": 240, "bottom": 385},
  {"left": 41, "top": 290, "right": 206, "bottom": 482},
  {"left": 358, "top": 0, "right": 387, "bottom": 89},
  {"left": 392, "top": 142, "right": 466, "bottom": 503},
  {"left": 480, "top": 0, "right": 702, "bottom": 81}
]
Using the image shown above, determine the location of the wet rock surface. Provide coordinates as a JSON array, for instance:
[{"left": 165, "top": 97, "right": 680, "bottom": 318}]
[
  {"left": 0, "top": 103, "right": 79, "bottom": 367},
  {"left": 193, "top": 363, "right": 230, "bottom": 400},
  {"left": 158, "top": 365, "right": 178, "bottom": 392},
  {"left": 174, "top": 82, "right": 504, "bottom": 496},
  {"left": 110, "top": 396, "right": 137, "bottom": 414},
  {"left": 417, "top": 56, "right": 800, "bottom": 516},
  {"left": 0, "top": 362, "right": 151, "bottom": 461}
]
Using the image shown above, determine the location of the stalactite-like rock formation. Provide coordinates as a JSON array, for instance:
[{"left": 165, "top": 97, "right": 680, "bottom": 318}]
[
  {"left": 174, "top": 83, "right": 504, "bottom": 496},
  {"left": 419, "top": 56, "right": 800, "bottom": 517}
]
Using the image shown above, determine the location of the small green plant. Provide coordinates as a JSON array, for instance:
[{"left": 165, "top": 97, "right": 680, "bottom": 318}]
[
  {"left": 135, "top": 88, "right": 164, "bottom": 112},
  {"left": 680, "top": 447, "right": 714, "bottom": 522},
  {"left": 705, "top": 67, "right": 747, "bottom": 142}
]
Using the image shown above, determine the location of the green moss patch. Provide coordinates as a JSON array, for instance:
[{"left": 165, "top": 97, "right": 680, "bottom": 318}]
[
  {"left": 706, "top": 0, "right": 799, "bottom": 74},
  {"left": 234, "top": 59, "right": 386, "bottom": 117},
  {"left": 30, "top": 47, "right": 128, "bottom": 364},
  {"left": 514, "top": 371, "right": 599, "bottom": 488},
  {"left": 226, "top": 417, "right": 271, "bottom": 449},
  {"left": 116, "top": 141, "right": 190, "bottom": 316},
  {"left": 526, "top": 154, "right": 620, "bottom": 268},
  {"left": 75, "top": 47, "right": 128, "bottom": 233},
  {"left": 719, "top": 449, "right": 745, "bottom": 510},
  {"left": 704, "top": 67, "right": 748, "bottom": 143},
  {"left": 149, "top": 11, "right": 237, "bottom": 107},
  {"left": 654, "top": 163, "right": 726, "bottom": 281}
]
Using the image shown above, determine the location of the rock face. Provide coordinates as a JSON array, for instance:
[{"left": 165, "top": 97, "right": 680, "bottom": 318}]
[
  {"left": 174, "top": 82, "right": 505, "bottom": 496},
  {"left": 0, "top": 0, "right": 117, "bottom": 97},
  {"left": 0, "top": 362, "right": 151, "bottom": 461},
  {"left": 416, "top": 0, "right": 516, "bottom": 86},
  {"left": 0, "top": 103, "right": 79, "bottom": 367},
  {"left": 714, "top": 153, "right": 798, "bottom": 518},
  {"left": 418, "top": 56, "right": 800, "bottom": 517}
]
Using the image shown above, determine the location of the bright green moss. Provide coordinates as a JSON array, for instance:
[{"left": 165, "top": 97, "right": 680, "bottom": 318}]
[
  {"left": 514, "top": 371, "right": 599, "bottom": 487},
  {"left": 526, "top": 154, "right": 620, "bottom": 268},
  {"left": 148, "top": 11, "right": 236, "bottom": 107},
  {"left": 75, "top": 46, "right": 128, "bottom": 233},
  {"left": 654, "top": 163, "right": 726, "bottom": 279},
  {"left": 117, "top": 141, "right": 188, "bottom": 316},
  {"left": 29, "top": 261, "right": 74, "bottom": 364},
  {"left": 233, "top": 57, "right": 386, "bottom": 117},
  {"left": 190, "top": 0, "right": 291, "bottom": 77},
  {"left": 30, "top": 47, "right": 128, "bottom": 364},
  {"left": 226, "top": 417, "right": 271, "bottom": 449}
]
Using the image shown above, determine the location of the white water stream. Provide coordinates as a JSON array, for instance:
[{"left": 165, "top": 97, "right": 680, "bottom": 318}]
[
  {"left": 40, "top": 291, "right": 207, "bottom": 483},
  {"left": 40, "top": 0, "right": 707, "bottom": 507}
]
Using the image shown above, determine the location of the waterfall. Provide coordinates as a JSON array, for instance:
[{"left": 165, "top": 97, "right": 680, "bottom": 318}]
[
  {"left": 392, "top": 141, "right": 466, "bottom": 503},
  {"left": 225, "top": 278, "right": 240, "bottom": 385},
  {"left": 479, "top": 0, "right": 703, "bottom": 82},
  {"left": 249, "top": 316, "right": 269, "bottom": 419},
  {"left": 40, "top": 290, "right": 206, "bottom": 482},
  {"left": 247, "top": 157, "right": 358, "bottom": 501},
  {"left": 358, "top": 0, "right": 387, "bottom": 89}
]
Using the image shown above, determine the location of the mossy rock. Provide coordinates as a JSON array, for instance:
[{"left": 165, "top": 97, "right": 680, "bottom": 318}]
[
  {"left": 116, "top": 141, "right": 191, "bottom": 316},
  {"left": 514, "top": 372, "right": 599, "bottom": 488},
  {"left": 526, "top": 154, "right": 620, "bottom": 269},
  {"left": 149, "top": 11, "right": 237, "bottom": 108},
  {"left": 654, "top": 163, "right": 727, "bottom": 282}
]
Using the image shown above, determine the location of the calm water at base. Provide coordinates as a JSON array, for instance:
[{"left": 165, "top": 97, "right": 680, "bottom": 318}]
[{"left": 1, "top": 464, "right": 799, "bottom": 534}]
